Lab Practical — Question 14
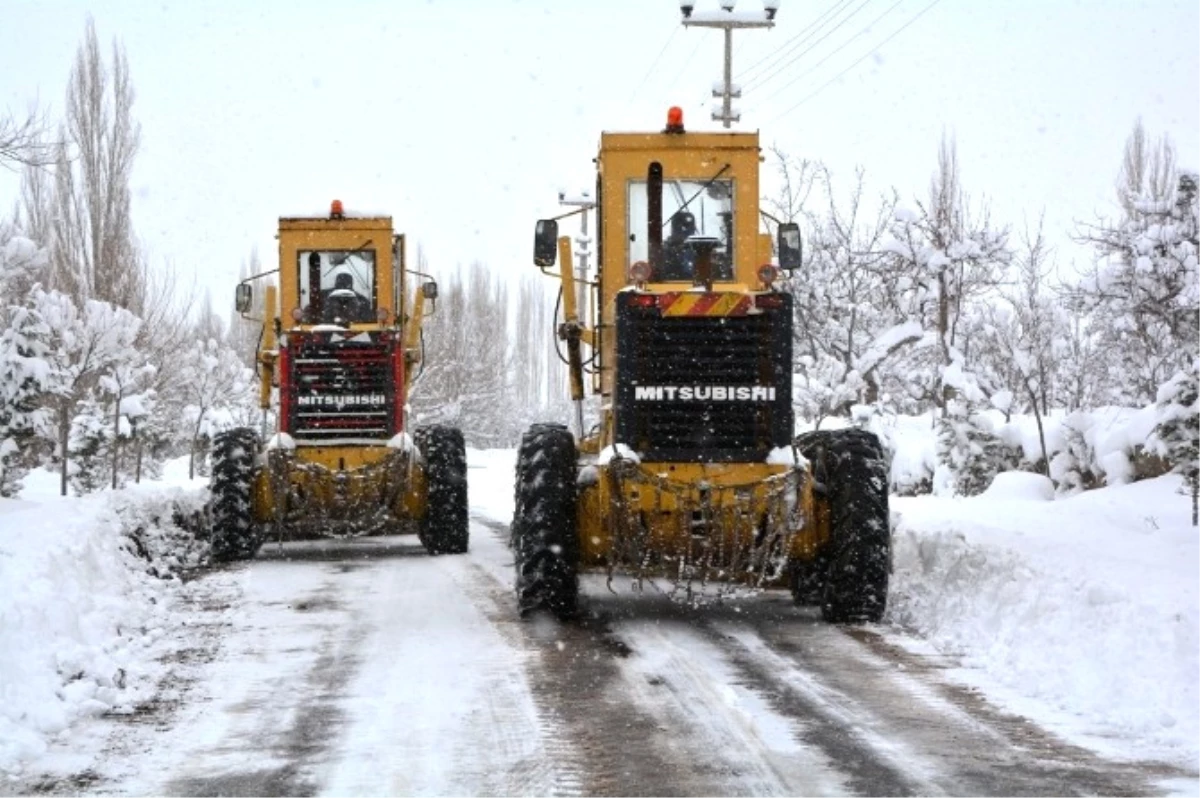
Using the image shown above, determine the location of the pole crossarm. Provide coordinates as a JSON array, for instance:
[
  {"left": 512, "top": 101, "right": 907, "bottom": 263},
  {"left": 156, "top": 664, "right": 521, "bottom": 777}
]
[{"left": 680, "top": 5, "right": 777, "bottom": 128}]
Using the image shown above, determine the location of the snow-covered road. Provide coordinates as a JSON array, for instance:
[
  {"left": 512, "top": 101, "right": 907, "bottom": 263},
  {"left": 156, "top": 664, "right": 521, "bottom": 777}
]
[
  {"left": 12, "top": 516, "right": 1186, "bottom": 797},
  {"left": 3, "top": 448, "right": 1195, "bottom": 796}
]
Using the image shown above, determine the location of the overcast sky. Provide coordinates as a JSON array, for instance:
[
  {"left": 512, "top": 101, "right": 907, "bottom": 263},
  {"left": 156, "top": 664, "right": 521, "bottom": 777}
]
[{"left": 2, "top": 0, "right": 1197, "bottom": 310}]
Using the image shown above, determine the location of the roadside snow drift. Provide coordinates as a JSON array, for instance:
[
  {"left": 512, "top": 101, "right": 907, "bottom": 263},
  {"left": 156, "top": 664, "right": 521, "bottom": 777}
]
[
  {"left": 0, "top": 473, "right": 207, "bottom": 774},
  {"left": 889, "top": 474, "right": 1199, "bottom": 765}
]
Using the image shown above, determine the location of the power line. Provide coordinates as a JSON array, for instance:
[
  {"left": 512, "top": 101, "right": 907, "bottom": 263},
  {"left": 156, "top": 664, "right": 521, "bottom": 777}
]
[
  {"left": 767, "top": 0, "right": 945, "bottom": 127},
  {"left": 629, "top": 26, "right": 680, "bottom": 105},
  {"left": 663, "top": 29, "right": 711, "bottom": 99},
  {"left": 743, "top": 0, "right": 875, "bottom": 94},
  {"left": 754, "top": 0, "right": 906, "bottom": 107},
  {"left": 735, "top": 0, "right": 855, "bottom": 85}
]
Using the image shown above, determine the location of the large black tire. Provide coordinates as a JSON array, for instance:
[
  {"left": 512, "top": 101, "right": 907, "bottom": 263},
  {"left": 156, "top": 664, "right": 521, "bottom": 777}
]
[
  {"left": 415, "top": 425, "right": 469, "bottom": 555},
  {"left": 794, "top": 428, "right": 890, "bottom": 623},
  {"left": 208, "top": 427, "right": 263, "bottom": 563},
  {"left": 511, "top": 422, "right": 570, "bottom": 549},
  {"left": 513, "top": 423, "right": 579, "bottom": 618}
]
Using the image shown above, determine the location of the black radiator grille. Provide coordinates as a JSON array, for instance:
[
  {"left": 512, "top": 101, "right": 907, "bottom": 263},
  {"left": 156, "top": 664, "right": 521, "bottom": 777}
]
[
  {"left": 288, "top": 334, "right": 394, "bottom": 440},
  {"left": 615, "top": 295, "right": 792, "bottom": 462}
]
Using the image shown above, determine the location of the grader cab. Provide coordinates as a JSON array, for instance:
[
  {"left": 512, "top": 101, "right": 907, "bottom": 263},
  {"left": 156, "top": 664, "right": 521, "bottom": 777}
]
[
  {"left": 207, "top": 201, "right": 468, "bottom": 561},
  {"left": 514, "top": 109, "right": 890, "bottom": 622}
]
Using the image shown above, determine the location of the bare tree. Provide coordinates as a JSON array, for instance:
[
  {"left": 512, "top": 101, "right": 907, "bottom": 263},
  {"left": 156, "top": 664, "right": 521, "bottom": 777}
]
[
  {"left": 25, "top": 18, "right": 145, "bottom": 314},
  {"left": 762, "top": 144, "right": 820, "bottom": 227},
  {"left": 0, "top": 105, "right": 56, "bottom": 170},
  {"left": 1115, "top": 118, "right": 1176, "bottom": 222}
]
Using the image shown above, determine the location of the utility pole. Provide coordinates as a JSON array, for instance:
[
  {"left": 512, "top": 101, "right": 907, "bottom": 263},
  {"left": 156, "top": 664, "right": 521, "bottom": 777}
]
[{"left": 680, "top": 0, "right": 779, "bottom": 128}]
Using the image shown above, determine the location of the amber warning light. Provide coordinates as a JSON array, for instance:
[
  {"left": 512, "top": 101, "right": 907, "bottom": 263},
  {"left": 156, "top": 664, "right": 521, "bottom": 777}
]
[
  {"left": 665, "top": 106, "right": 685, "bottom": 134},
  {"left": 330, "top": 199, "right": 345, "bottom": 218}
]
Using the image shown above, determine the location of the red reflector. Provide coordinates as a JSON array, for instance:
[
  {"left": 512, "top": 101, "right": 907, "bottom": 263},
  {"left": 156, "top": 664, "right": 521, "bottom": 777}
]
[
  {"left": 629, "top": 294, "right": 658, "bottom": 308},
  {"left": 755, "top": 294, "right": 785, "bottom": 310}
]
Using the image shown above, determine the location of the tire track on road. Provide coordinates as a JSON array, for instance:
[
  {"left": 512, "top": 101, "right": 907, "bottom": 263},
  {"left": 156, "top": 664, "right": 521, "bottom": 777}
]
[
  {"left": 695, "top": 607, "right": 1180, "bottom": 796},
  {"left": 165, "top": 573, "right": 367, "bottom": 797},
  {"left": 463, "top": 521, "right": 753, "bottom": 796}
]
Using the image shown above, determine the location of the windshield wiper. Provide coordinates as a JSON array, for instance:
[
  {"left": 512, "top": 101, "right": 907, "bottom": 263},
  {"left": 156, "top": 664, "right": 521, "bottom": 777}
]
[
  {"left": 328, "top": 238, "right": 374, "bottom": 267},
  {"left": 667, "top": 163, "right": 731, "bottom": 225}
]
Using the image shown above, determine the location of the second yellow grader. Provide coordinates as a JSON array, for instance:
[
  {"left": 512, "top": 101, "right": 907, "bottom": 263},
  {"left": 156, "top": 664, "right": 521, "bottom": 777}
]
[{"left": 210, "top": 202, "right": 468, "bottom": 561}]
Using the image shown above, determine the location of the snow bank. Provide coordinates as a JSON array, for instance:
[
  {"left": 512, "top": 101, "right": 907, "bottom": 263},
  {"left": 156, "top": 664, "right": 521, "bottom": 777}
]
[
  {"left": 0, "top": 483, "right": 208, "bottom": 774},
  {"left": 815, "top": 404, "right": 1177, "bottom": 497},
  {"left": 889, "top": 475, "right": 1199, "bottom": 765}
]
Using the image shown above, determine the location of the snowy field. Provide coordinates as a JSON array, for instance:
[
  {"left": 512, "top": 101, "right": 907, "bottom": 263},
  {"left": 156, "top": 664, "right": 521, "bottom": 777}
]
[{"left": 1, "top": 446, "right": 1197, "bottom": 787}]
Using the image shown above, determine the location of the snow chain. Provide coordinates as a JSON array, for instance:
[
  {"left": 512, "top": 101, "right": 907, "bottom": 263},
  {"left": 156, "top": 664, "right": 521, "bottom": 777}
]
[{"left": 603, "top": 455, "right": 803, "bottom": 606}]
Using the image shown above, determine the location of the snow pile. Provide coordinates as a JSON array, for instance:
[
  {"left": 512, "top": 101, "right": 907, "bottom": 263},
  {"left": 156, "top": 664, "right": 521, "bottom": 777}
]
[
  {"left": 888, "top": 474, "right": 1199, "bottom": 764},
  {"left": 0, "top": 482, "right": 208, "bottom": 774},
  {"left": 979, "top": 470, "right": 1055, "bottom": 501}
]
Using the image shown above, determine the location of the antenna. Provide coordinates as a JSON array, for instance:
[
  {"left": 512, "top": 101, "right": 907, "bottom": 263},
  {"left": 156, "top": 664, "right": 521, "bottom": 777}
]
[{"left": 680, "top": 1, "right": 779, "bottom": 128}]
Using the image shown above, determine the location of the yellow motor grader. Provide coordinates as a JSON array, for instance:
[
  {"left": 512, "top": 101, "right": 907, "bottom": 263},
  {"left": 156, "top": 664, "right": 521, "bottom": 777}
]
[
  {"left": 515, "top": 108, "right": 890, "bottom": 622},
  {"left": 208, "top": 200, "right": 467, "bottom": 561}
]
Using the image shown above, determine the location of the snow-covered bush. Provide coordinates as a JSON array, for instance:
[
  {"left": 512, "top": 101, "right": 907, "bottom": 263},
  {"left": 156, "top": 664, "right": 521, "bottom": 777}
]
[
  {"left": 0, "top": 235, "right": 53, "bottom": 497},
  {"left": 67, "top": 397, "right": 110, "bottom": 496},
  {"left": 935, "top": 398, "right": 1021, "bottom": 497},
  {"left": 1147, "top": 362, "right": 1200, "bottom": 523},
  {"left": 1048, "top": 411, "right": 1103, "bottom": 495}
]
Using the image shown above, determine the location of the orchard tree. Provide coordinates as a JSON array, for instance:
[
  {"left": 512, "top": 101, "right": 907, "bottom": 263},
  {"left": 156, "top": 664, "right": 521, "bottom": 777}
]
[
  {"left": 35, "top": 290, "right": 142, "bottom": 495},
  {"left": 762, "top": 144, "right": 820, "bottom": 227},
  {"left": 784, "top": 167, "right": 922, "bottom": 426},
  {"left": 973, "top": 219, "right": 1069, "bottom": 473},
  {"left": 882, "top": 135, "right": 1011, "bottom": 414},
  {"left": 1073, "top": 121, "right": 1199, "bottom": 404},
  {"left": 98, "top": 360, "right": 156, "bottom": 488},
  {"left": 178, "top": 338, "right": 255, "bottom": 479}
]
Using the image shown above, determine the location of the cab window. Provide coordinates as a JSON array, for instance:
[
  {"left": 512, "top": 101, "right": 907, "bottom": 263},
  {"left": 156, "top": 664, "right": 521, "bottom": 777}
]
[
  {"left": 297, "top": 249, "right": 377, "bottom": 324},
  {"left": 627, "top": 178, "right": 735, "bottom": 281}
]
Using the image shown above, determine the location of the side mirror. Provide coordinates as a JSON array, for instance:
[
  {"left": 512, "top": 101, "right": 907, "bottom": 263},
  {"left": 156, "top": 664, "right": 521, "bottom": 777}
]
[
  {"left": 777, "top": 222, "right": 802, "bottom": 270},
  {"left": 422, "top": 281, "right": 438, "bottom": 300},
  {"left": 235, "top": 283, "right": 253, "bottom": 313},
  {"left": 534, "top": 219, "right": 558, "bottom": 267}
]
